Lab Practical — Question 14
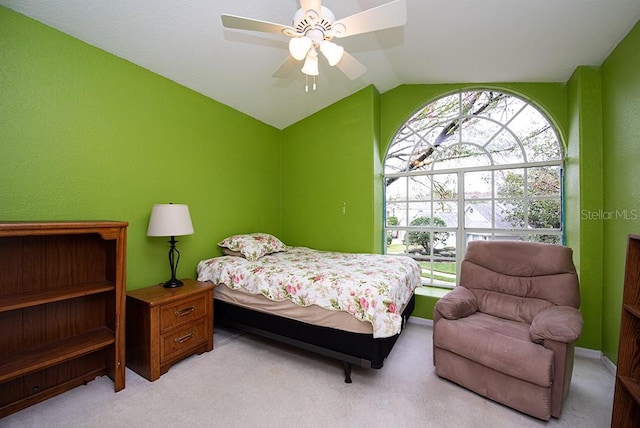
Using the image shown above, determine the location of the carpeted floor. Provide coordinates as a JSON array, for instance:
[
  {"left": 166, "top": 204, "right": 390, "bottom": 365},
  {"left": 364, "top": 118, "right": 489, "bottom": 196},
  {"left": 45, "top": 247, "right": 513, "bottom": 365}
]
[{"left": 1, "top": 321, "right": 615, "bottom": 428}]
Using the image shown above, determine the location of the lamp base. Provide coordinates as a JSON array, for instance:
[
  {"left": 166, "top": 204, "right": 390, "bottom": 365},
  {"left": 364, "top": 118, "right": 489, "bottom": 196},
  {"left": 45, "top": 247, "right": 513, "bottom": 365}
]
[{"left": 163, "top": 278, "right": 183, "bottom": 288}]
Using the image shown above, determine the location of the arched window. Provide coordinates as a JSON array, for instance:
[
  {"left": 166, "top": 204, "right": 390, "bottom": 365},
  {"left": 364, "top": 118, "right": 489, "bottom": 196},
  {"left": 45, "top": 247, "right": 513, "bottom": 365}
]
[{"left": 384, "top": 90, "right": 564, "bottom": 287}]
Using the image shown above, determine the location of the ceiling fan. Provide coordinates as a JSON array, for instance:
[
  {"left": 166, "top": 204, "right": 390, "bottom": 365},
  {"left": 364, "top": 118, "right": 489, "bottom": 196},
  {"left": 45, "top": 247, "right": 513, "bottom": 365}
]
[{"left": 221, "top": 0, "right": 407, "bottom": 91}]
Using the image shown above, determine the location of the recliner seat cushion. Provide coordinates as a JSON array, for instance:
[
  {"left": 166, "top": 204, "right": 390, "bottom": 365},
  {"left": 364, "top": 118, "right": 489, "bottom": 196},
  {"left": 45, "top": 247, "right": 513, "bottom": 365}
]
[{"left": 434, "top": 312, "right": 554, "bottom": 387}]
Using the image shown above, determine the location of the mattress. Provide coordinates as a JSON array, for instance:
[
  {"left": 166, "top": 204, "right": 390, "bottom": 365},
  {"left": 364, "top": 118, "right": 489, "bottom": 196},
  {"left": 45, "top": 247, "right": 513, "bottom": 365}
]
[
  {"left": 216, "top": 283, "right": 377, "bottom": 334},
  {"left": 197, "top": 246, "right": 421, "bottom": 338}
]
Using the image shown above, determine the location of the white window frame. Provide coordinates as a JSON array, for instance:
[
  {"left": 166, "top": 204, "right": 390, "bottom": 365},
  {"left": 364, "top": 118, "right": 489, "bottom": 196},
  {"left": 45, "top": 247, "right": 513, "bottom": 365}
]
[{"left": 384, "top": 90, "right": 564, "bottom": 288}]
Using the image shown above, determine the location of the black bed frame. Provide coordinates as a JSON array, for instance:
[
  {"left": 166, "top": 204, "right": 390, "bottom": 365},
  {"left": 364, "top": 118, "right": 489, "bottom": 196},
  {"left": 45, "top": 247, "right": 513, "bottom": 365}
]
[{"left": 214, "top": 294, "right": 416, "bottom": 383}]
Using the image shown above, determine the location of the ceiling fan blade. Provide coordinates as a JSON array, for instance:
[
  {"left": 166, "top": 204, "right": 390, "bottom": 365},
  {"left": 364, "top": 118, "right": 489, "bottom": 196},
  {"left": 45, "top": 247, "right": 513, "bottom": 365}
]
[
  {"left": 221, "top": 14, "right": 294, "bottom": 35},
  {"left": 332, "top": 0, "right": 407, "bottom": 38},
  {"left": 335, "top": 52, "right": 367, "bottom": 80},
  {"left": 300, "top": 0, "right": 322, "bottom": 17},
  {"left": 273, "top": 55, "right": 300, "bottom": 79}
]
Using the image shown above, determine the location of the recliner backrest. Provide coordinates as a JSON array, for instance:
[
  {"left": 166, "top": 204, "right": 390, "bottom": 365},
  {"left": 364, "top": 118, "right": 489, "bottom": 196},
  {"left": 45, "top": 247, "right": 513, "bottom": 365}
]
[{"left": 459, "top": 240, "right": 580, "bottom": 324}]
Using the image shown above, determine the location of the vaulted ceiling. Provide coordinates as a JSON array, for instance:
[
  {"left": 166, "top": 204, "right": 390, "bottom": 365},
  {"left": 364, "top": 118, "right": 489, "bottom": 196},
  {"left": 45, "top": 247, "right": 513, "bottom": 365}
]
[{"left": 3, "top": 0, "right": 640, "bottom": 129}]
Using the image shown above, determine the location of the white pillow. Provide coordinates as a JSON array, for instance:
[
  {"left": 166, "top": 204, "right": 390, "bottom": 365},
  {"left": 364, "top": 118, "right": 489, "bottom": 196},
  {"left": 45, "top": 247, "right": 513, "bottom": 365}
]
[{"left": 218, "top": 233, "right": 287, "bottom": 261}]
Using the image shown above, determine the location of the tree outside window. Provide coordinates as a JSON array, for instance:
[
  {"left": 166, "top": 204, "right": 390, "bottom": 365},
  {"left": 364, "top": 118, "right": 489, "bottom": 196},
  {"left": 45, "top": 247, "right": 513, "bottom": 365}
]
[{"left": 384, "top": 90, "right": 563, "bottom": 287}]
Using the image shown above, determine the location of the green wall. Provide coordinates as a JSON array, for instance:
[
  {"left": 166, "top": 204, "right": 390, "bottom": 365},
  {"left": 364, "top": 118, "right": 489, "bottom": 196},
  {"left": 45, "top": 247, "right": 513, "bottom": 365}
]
[
  {"left": 0, "top": 7, "right": 281, "bottom": 290},
  {"left": 601, "top": 19, "right": 640, "bottom": 362},
  {"left": 281, "top": 86, "right": 382, "bottom": 253},
  {"left": 565, "top": 67, "right": 604, "bottom": 351}
]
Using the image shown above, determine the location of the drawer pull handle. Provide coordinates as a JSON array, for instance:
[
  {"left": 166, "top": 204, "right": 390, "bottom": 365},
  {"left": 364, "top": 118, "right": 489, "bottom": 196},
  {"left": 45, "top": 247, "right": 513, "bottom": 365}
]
[
  {"left": 174, "top": 332, "right": 194, "bottom": 344},
  {"left": 175, "top": 306, "right": 195, "bottom": 317}
]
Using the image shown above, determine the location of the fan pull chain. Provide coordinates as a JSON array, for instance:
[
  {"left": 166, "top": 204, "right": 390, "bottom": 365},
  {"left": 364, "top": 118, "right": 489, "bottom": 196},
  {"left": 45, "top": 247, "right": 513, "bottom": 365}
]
[{"left": 305, "top": 75, "right": 317, "bottom": 92}]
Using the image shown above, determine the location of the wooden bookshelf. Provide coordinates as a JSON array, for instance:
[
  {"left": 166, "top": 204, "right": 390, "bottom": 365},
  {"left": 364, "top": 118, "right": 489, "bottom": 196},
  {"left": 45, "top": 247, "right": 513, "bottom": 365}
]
[
  {"left": 611, "top": 234, "right": 640, "bottom": 427},
  {"left": 0, "top": 221, "right": 127, "bottom": 418}
]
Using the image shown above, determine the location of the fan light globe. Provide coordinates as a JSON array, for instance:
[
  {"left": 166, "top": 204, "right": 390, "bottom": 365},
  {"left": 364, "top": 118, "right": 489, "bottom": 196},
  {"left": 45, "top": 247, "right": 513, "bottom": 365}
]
[
  {"left": 320, "top": 41, "right": 344, "bottom": 66},
  {"left": 301, "top": 50, "right": 319, "bottom": 76},
  {"left": 289, "top": 36, "right": 312, "bottom": 61}
]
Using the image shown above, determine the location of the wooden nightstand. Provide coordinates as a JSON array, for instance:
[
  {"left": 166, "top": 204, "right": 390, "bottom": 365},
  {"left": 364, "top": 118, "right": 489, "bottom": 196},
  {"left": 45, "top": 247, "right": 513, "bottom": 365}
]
[{"left": 126, "top": 279, "right": 214, "bottom": 381}]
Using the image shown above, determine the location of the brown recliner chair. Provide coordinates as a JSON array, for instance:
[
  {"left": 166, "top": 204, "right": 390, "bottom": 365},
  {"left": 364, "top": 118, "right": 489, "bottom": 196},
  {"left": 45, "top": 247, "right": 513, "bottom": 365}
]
[{"left": 432, "top": 240, "right": 583, "bottom": 420}]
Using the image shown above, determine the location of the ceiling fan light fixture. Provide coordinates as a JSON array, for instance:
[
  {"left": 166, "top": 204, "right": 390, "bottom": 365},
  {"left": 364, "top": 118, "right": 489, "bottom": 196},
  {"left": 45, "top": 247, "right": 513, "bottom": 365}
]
[
  {"left": 221, "top": 0, "right": 407, "bottom": 87},
  {"left": 301, "top": 49, "right": 319, "bottom": 76},
  {"left": 289, "top": 36, "right": 312, "bottom": 61},
  {"left": 319, "top": 41, "right": 344, "bottom": 66}
]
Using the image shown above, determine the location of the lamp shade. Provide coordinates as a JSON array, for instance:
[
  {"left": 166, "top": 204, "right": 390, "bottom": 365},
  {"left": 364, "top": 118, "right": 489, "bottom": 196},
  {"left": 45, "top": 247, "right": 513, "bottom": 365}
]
[{"left": 147, "top": 204, "right": 194, "bottom": 237}]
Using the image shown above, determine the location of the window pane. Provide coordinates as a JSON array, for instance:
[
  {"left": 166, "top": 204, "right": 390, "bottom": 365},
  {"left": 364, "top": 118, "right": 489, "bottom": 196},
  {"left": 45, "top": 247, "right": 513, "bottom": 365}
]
[
  {"left": 386, "top": 230, "right": 408, "bottom": 254},
  {"left": 485, "top": 129, "right": 525, "bottom": 164},
  {"left": 495, "top": 169, "right": 524, "bottom": 198},
  {"left": 384, "top": 153, "right": 408, "bottom": 173},
  {"left": 497, "top": 200, "right": 525, "bottom": 229},
  {"left": 386, "top": 202, "right": 405, "bottom": 227},
  {"left": 408, "top": 137, "right": 437, "bottom": 168},
  {"left": 386, "top": 176, "right": 407, "bottom": 201},
  {"left": 463, "top": 117, "right": 501, "bottom": 146},
  {"left": 465, "top": 171, "right": 492, "bottom": 199},
  {"left": 492, "top": 201, "right": 514, "bottom": 229},
  {"left": 408, "top": 202, "right": 431, "bottom": 225},
  {"left": 528, "top": 199, "right": 561, "bottom": 229},
  {"left": 523, "top": 126, "right": 562, "bottom": 161},
  {"left": 420, "top": 231, "right": 458, "bottom": 286},
  {"left": 386, "top": 211, "right": 400, "bottom": 227},
  {"left": 432, "top": 173, "right": 457, "bottom": 200},
  {"left": 433, "top": 202, "right": 457, "bottom": 227},
  {"left": 528, "top": 166, "right": 561, "bottom": 197},
  {"left": 386, "top": 176, "right": 408, "bottom": 225},
  {"left": 418, "top": 125, "right": 456, "bottom": 150},
  {"left": 427, "top": 94, "right": 460, "bottom": 122},
  {"left": 465, "top": 201, "right": 493, "bottom": 228},
  {"left": 508, "top": 105, "right": 562, "bottom": 162},
  {"left": 405, "top": 228, "right": 452, "bottom": 256},
  {"left": 408, "top": 176, "right": 432, "bottom": 200},
  {"left": 406, "top": 221, "right": 451, "bottom": 254},
  {"left": 476, "top": 92, "right": 526, "bottom": 123}
]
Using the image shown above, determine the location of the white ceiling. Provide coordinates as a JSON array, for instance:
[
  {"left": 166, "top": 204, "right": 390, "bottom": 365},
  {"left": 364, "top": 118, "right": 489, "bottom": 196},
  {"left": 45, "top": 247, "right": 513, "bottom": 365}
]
[{"left": 3, "top": 0, "right": 640, "bottom": 129}]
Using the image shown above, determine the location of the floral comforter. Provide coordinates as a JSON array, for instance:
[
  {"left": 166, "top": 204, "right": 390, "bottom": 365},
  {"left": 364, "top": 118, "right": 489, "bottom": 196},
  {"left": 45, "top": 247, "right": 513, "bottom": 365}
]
[{"left": 197, "top": 247, "right": 421, "bottom": 338}]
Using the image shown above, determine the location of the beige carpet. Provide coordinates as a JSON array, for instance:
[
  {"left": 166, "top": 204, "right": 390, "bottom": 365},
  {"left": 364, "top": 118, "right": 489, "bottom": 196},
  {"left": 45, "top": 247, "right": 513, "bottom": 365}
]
[{"left": 1, "top": 321, "right": 614, "bottom": 427}]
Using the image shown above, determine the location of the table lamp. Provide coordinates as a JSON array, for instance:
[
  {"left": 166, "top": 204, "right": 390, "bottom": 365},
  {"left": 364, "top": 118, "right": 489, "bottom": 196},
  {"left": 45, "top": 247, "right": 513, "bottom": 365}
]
[{"left": 147, "top": 203, "right": 194, "bottom": 288}]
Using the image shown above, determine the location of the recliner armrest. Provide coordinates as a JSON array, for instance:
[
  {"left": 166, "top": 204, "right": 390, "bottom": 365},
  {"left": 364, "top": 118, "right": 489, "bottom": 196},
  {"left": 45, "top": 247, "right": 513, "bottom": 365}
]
[
  {"left": 530, "top": 306, "right": 583, "bottom": 343},
  {"left": 434, "top": 286, "right": 478, "bottom": 320}
]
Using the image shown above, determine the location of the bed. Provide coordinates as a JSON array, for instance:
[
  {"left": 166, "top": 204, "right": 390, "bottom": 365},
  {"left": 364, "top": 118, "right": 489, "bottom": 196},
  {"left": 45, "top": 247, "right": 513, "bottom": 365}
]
[{"left": 196, "top": 233, "right": 421, "bottom": 382}]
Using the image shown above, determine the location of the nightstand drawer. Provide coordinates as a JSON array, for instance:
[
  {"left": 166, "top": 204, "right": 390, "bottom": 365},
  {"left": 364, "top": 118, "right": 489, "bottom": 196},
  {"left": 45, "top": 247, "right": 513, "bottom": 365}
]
[
  {"left": 160, "top": 294, "right": 208, "bottom": 333},
  {"left": 161, "top": 320, "right": 208, "bottom": 363}
]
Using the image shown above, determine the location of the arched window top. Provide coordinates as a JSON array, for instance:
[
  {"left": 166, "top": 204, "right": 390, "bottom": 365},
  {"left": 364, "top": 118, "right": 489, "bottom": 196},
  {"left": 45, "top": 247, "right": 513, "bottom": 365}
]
[
  {"left": 385, "top": 91, "right": 562, "bottom": 176},
  {"left": 384, "top": 90, "right": 564, "bottom": 288}
]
